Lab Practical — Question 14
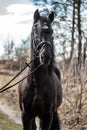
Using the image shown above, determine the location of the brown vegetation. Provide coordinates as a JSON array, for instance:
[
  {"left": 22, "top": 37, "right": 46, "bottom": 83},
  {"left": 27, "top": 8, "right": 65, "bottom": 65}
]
[
  {"left": 59, "top": 61, "right": 87, "bottom": 130},
  {"left": 0, "top": 60, "right": 87, "bottom": 130},
  {"left": 0, "top": 1, "right": 87, "bottom": 128}
]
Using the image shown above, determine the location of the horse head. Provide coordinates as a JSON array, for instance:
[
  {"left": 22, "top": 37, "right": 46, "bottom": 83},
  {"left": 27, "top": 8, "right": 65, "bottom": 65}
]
[{"left": 31, "top": 9, "right": 54, "bottom": 67}]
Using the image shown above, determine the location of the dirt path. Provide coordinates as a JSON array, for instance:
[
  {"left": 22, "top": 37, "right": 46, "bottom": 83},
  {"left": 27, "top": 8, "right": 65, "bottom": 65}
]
[
  {"left": 0, "top": 101, "right": 22, "bottom": 125},
  {"left": 0, "top": 101, "right": 40, "bottom": 129}
]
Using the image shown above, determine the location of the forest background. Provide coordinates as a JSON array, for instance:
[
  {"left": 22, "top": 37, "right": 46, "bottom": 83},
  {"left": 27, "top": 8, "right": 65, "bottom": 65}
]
[{"left": 0, "top": 0, "right": 87, "bottom": 130}]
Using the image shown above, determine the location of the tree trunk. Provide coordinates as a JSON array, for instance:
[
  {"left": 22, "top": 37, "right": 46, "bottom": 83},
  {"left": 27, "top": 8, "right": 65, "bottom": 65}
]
[
  {"left": 70, "top": 1, "right": 76, "bottom": 63},
  {"left": 77, "top": 0, "right": 82, "bottom": 65},
  {"left": 83, "top": 38, "right": 87, "bottom": 65}
]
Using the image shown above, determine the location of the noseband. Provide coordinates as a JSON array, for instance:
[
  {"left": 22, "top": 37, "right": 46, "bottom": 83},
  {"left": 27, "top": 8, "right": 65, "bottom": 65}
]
[
  {"left": 37, "top": 41, "right": 52, "bottom": 50},
  {"left": 33, "top": 40, "right": 52, "bottom": 57}
]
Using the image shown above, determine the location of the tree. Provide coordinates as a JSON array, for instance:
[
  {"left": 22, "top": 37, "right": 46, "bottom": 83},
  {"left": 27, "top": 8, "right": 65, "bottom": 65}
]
[
  {"left": 28, "top": 0, "right": 87, "bottom": 66},
  {"left": 15, "top": 37, "right": 30, "bottom": 69},
  {"left": 77, "top": 0, "right": 82, "bottom": 65},
  {"left": 4, "top": 39, "right": 15, "bottom": 60},
  {"left": 70, "top": 0, "right": 76, "bottom": 63},
  {"left": 83, "top": 38, "right": 87, "bottom": 64}
]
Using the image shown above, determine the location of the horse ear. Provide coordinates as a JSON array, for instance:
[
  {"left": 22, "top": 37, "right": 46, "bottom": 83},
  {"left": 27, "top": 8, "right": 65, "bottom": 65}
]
[
  {"left": 48, "top": 12, "right": 54, "bottom": 23},
  {"left": 34, "top": 9, "right": 40, "bottom": 23}
]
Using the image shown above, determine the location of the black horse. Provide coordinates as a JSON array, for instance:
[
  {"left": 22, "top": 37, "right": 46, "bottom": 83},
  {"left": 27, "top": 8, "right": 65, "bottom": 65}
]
[{"left": 18, "top": 9, "right": 62, "bottom": 130}]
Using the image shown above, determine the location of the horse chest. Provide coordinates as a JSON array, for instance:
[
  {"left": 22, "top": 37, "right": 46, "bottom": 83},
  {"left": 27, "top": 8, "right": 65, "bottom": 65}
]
[
  {"left": 23, "top": 85, "right": 51, "bottom": 114},
  {"left": 22, "top": 75, "right": 56, "bottom": 116},
  {"left": 31, "top": 92, "right": 52, "bottom": 117}
]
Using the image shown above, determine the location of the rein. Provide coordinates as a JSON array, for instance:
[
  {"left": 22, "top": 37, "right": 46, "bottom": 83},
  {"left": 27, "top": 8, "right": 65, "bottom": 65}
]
[
  {"left": 0, "top": 40, "right": 51, "bottom": 93},
  {"left": 0, "top": 64, "right": 41, "bottom": 93},
  {"left": 0, "top": 55, "right": 41, "bottom": 93}
]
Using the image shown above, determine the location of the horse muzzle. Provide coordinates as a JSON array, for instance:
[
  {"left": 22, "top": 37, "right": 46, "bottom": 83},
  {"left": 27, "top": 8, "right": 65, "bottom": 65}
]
[{"left": 39, "top": 49, "right": 52, "bottom": 66}]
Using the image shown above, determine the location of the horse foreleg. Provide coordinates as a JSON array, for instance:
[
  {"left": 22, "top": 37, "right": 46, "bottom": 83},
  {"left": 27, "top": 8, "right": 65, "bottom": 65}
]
[
  {"left": 50, "top": 111, "right": 60, "bottom": 130},
  {"left": 31, "top": 119, "right": 36, "bottom": 130},
  {"left": 41, "top": 112, "right": 53, "bottom": 130},
  {"left": 21, "top": 112, "right": 32, "bottom": 130}
]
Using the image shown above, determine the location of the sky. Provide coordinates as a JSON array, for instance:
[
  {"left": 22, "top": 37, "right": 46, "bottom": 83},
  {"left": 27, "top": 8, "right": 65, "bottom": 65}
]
[
  {"left": 0, "top": 0, "right": 87, "bottom": 57},
  {"left": 0, "top": 0, "right": 37, "bottom": 56}
]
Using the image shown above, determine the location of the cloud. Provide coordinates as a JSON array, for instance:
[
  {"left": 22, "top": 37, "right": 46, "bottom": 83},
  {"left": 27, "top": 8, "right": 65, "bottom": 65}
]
[
  {"left": 7, "top": 4, "right": 35, "bottom": 15},
  {"left": 0, "top": 3, "right": 37, "bottom": 56},
  {"left": 0, "top": 4, "right": 36, "bottom": 24}
]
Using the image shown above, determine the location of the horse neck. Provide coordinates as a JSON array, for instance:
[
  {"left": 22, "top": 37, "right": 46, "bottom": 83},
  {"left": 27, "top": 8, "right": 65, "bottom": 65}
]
[
  {"left": 32, "top": 63, "right": 51, "bottom": 85},
  {"left": 31, "top": 56, "right": 54, "bottom": 78}
]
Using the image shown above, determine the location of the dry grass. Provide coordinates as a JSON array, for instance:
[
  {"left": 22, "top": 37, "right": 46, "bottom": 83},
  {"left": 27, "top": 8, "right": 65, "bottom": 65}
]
[
  {"left": 59, "top": 63, "right": 87, "bottom": 130},
  {"left": 0, "top": 63, "right": 87, "bottom": 130},
  {"left": 0, "top": 111, "right": 22, "bottom": 130},
  {"left": 0, "top": 69, "right": 19, "bottom": 110}
]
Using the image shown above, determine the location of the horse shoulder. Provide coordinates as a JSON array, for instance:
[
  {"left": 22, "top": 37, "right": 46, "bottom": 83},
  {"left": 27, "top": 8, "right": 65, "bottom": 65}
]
[
  {"left": 18, "top": 67, "right": 32, "bottom": 110},
  {"left": 18, "top": 67, "right": 31, "bottom": 98}
]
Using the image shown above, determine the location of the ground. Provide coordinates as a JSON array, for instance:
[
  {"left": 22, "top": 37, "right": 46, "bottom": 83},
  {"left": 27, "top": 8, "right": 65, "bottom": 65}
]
[
  {"left": 0, "top": 66, "right": 87, "bottom": 130},
  {"left": 0, "top": 110, "right": 21, "bottom": 130}
]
